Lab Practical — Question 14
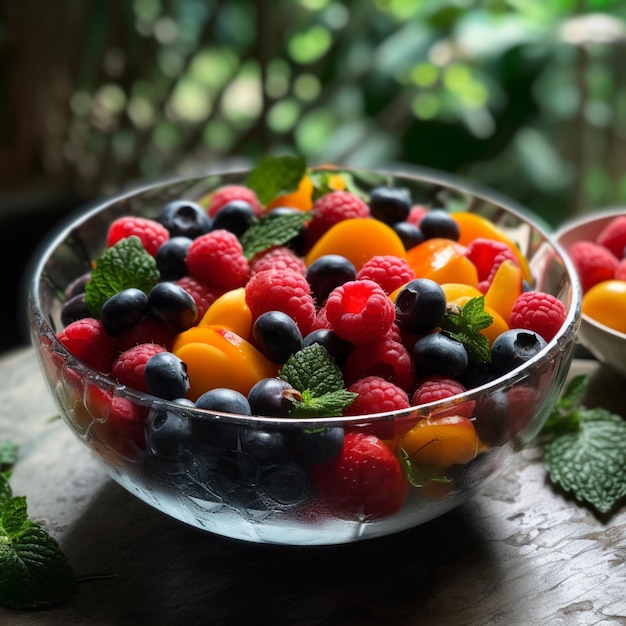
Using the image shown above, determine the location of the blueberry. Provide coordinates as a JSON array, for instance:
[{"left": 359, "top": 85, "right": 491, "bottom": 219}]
[
  {"left": 159, "top": 200, "right": 211, "bottom": 239},
  {"left": 394, "top": 278, "right": 446, "bottom": 334},
  {"left": 146, "top": 404, "right": 194, "bottom": 459},
  {"left": 252, "top": 311, "right": 303, "bottom": 363},
  {"left": 240, "top": 427, "right": 291, "bottom": 465},
  {"left": 419, "top": 209, "right": 460, "bottom": 241},
  {"left": 413, "top": 333, "right": 468, "bottom": 378},
  {"left": 144, "top": 351, "right": 190, "bottom": 400},
  {"left": 306, "top": 254, "right": 357, "bottom": 304},
  {"left": 100, "top": 288, "right": 148, "bottom": 336},
  {"left": 259, "top": 461, "right": 311, "bottom": 506},
  {"left": 195, "top": 388, "right": 252, "bottom": 415},
  {"left": 392, "top": 221, "right": 425, "bottom": 250},
  {"left": 211, "top": 200, "right": 256, "bottom": 237},
  {"left": 195, "top": 388, "right": 252, "bottom": 450},
  {"left": 302, "top": 329, "right": 352, "bottom": 366},
  {"left": 155, "top": 237, "right": 192, "bottom": 281},
  {"left": 491, "top": 329, "right": 547, "bottom": 375},
  {"left": 298, "top": 426, "right": 344, "bottom": 465},
  {"left": 248, "top": 378, "right": 297, "bottom": 417},
  {"left": 63, "top": 272, "right": 91, "bottom": 300},
  {"left": 148, "top": 282, "right": 198, "bottom": 331},
  {"left": 369, "top": 186, "right": 412, "bottom": 225},
  {"left": 61, "top": 293, "right": 91, "bottom": 326}
]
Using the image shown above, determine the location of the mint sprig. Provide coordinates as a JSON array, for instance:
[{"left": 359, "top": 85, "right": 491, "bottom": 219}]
[
  {"left": 0, "top": 447, "right": 76, "bottom": 609},
  {"left": 84, "top": 236, "right": 160, "bottom": 316},
  {"left": 542, "top": 375, "right": 626, "bottom": 514},
  {"left": 279, "top": 344, "right": 356, "bottom": 417},
  {"left": 240, "top": 211, "right": 309, "bottom": 260},
  {"left": 245, "top": 154, "right": 307, "bottom": 206},
  {"left": 308, "top": 169, "right": 368, "bottom": 202},
  {"left": 440, "top": 296, "right": 493, "bottom": 363}
]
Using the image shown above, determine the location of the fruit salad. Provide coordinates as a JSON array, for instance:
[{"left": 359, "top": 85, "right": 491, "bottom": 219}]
[{"left": 47, "top": 158, "right": 570, "bottom": 526}]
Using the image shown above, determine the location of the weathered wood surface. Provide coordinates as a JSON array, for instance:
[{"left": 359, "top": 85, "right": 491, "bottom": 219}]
[{"left": 1, "top": 347, "right": 625, "bottom": 625}]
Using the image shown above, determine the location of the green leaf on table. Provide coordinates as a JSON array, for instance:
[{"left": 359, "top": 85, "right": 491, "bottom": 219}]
[
  {"left": 0, "top": 487, "right": 76, "bottom": 609},
  {"left": 84, "top": 235, "right": 160, "bottom": 316},
  {"left": 0, "top": 441, "right": 18, "bottom": 471},
  {"left": 544, "top": 408, "right": 626, "bottom": 514},
  {"left": 240, "top": 211, "right": 310, "bottom": 260},
  {"left": 440, "top": 296, "right": 493, "bottom": 363},
  {"left": 245, "top": 155, "right": 307, "bottom": 206}
]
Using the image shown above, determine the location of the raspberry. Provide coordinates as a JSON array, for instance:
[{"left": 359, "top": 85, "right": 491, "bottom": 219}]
[
  {"left": 567, "top": 240, "right": 618, "bottom": 293},
  {"left": 345, "top": 376, "right": 409, "bottom": 415},
  {"left": 616, "top": 258, "right": 626, "bottom": 281},
  {"left": 343, "top": 335, "right": 416, "bottom": 393},
  {"left": 310, "top": 305, "right": 331, "bottom": 331},
  {"left": 115, "top": 316, "right": 176, "bottom": 354},
  {"left": 206, "top": 185, "right": 263, "bottom": 218},
  {"left": 305, "top": 191, "right": 370, "bottom": 248},
  {"left": 325, "top": 280, "right": 395, "bottom": 344},
  {"left": 175, "top": 275, "right": 222, "bottom": 319},
  {"left": 112, "top": 343, "right": 166, "bottom": 392},
  {"left": 186, "top": 230, "right": 250, "bottom": 291},
  {"left": 57, "top": 317, "right": 116, "bottom": 374},
  {"left": 411, "top": 376, "right": 474, "bottom": 418},
  {"left": 356, "top": 255, "right": 415, "bottom": 295},
  {"left": 407, "top": 204, "right": 427, "bottom": 226},
  {"left": 250, "top": 246, "right": 307, "bottom": 276},
  {"left": 596, "top": 215, "right": 626, "bottom": 259},
  {"left": 245, "top": 268, "right": 316, "bottom": 335},
  {"left": 509, "top": 291, "right": 567, "bottom": 342},
  {"left": 106, "top": 216, "right": 170, "bottom": 256},
  {"left": 466, "top": 238, "right": 518, "bottom": 283}
]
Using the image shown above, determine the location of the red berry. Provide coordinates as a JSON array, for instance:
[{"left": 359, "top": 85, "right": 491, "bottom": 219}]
[
  {"left": 356, "top": 255, "right": 415, "bottom": 295},
  {"left": 596, "top": 215, "right": 626, "bottom": 259},
  {"left": 106, "top": 216, "right": 170, "bottom": 256},
  {"left": 466, "top": 238, "right": 518, "bottom": 283},
  {"left": 112, "top": 343, "right": 166, "bottom": 392},
  {"left": 568, "top": 240, "right": 618, "bottom": 293},
  {"left": 311, "top": 432, "right": 409, "bottom": 519},
  {"left": 411, "top": 376, "right": 474, "bottom": 418},
  {"left": 245, "top": 268, "right": 316, "bottom": 335},
  {"left": 345, "top": 376, "right": 410, "bottom": 415},
  {"left": 250, "top": 246, "right": 307, "bottom": 276},
  {"left": 305, "top": 191, "right": 370, "bottom": 248},
  {"left": 186, "top": 230, "right": 250, "bottom": 291},
  {"left": 325, "top": 279, "right": 395, "bottom": 343},
  {"left": 343, "top": 335, "right": 416, "bottom": 393},
  {"left": 175, "top": 275, "right": 222, "bottom": 320},
  {"left": 407, "top": 205, "right": 427, "bottom": 226},
  {"left": 57, "top": 317, "right": 116, "bottom": 374},
  {"left": 206, "top": 185, "right": 263, "bottom": 218},
  {"left": 616, "top": 258, "right": 626, "bottom": 281},
  {"left": 509, "top": 291, "right": 567, "bottom": 343}
]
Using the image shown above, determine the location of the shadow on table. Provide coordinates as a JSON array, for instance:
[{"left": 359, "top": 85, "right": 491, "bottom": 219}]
[{"left": 56, "top": 478, "right": 515, "bottom": 626}]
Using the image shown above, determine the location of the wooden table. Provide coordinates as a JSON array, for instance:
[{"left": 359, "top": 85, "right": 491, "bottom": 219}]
[{"left": 1, "top": 346, "right": 625, "bottom": 625}]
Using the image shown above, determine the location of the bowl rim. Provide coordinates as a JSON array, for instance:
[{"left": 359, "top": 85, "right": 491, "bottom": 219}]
[{"left": 29, "top": 164, "right": 583, "bottom": 428}]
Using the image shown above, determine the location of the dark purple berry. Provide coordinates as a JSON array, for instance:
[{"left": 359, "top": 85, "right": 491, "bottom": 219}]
[
  {"left": 306, "top": 254, "right": 357, "bottom": 304},
  {"left": 64, "top": 272, "right": 91, "bottom": 300},
  {"left": 491, "top": 329, "right": 547, "bottom": 375},
  {"left": 392, "top": 221, "right": 425, "bottom": 250},
  {"left": 252, "top": 311, "right": 303, "bottom": 363},
  {"left": 413, "top": 333, "right": 468, "bottom": 379},
  {"left": 61, "top": 293, "right": 91, "bottom": 326},
  {"left": 240, "top": 428, "right": 291, "bottom": 465},
  {"left": 302, "top": 329, "right": 352, "bottom": 366},
  {"left": 100, "top": 288, "right": 148, "bottom": 336},
  {"left": 419, "top": 209, "right": 460, "bottom": 241},
  {"left": 155, "top": 237, "right": 192, "bottom": 281},
  {"left": 159, "top": 200, "right": 211, "bottom": 239},
  {"left": 146, "top": 405, "right": 194, "bottom": 459},
  {"left": 298, "top": 426, "right": 344, "bottom": 465},
  {"left": 144, "top": 351, "right": 190, "bottom": 400},
  {"left": 148, "top": 282, "right": 197, "bottom": 331},
  {"left": 195, "top": 388, "right": 252, "bottom": 415},
  {"left": 248, "top": 377, "right": 296, "bottom": 417},
  {"left": 369, "top": 186, "right": 412, "bottom": 225},
  {"left": 394, "top": 278, "right": 446, "bottom": 334},
  {"left": 211, "top": 200, "right": 256, "bottom": 237}
]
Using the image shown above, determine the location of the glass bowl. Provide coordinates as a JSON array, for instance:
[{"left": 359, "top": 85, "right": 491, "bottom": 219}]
[
  {"left": 29, "top": 166, "right": 581, "bottom": 545},
  {"left": 556, "top": 208, "right": 626, "bottom": 378}
]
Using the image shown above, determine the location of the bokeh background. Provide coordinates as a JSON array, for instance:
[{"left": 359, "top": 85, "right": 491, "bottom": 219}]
[{"left": 2, "top": 0, "right": 626, "bottom": 352}]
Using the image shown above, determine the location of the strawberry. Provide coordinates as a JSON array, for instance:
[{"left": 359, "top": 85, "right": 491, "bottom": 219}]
[{"left": 311, "top": 432, "right": 408, "bottom": 519}]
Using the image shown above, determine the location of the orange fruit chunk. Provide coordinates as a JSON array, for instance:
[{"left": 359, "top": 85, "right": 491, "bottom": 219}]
[
  {"left": 484, "top": 260, "right": 523, "bottom": 326},
  {"left": 266, "top": 175, "right": 314, "bottom": 212},
  {"left": 406, "top": 238, "right": 478, "bottom": 287},
  {"left": 305, "top": 218, "right": 406, "bottom": 271},
  {"left": 199, "top": 287, "right": 252, "bottom": 341}
]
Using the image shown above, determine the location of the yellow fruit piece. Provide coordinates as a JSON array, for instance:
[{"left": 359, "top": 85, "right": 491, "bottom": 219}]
[
  {"left": 582, "top": 280, "right": 626, "bottom": 333},
  {"left": 441, "top": 283, "right": 482, "bottom": 302},
  {"left": 199, "top": 287, "right": 252, "bottom": 341},
  {"left": 452, "top": 212, "right": 532, "bottom": 282},
  {"left": 305, "top": 217, "right": 406, "bottom": 271},
  {"left": 266, "top": 175, "right": 314, "bottom": 212},
  {"left": 172, "top": 326, "right": 279, "bottom": 401},
  {"left": 484, "top": 260, "right": 523, "bottom": 326}
]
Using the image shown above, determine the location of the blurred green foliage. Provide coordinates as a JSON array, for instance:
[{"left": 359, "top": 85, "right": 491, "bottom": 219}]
[{"left": 2, "top": 0, "right": 626, "bottom": 225}]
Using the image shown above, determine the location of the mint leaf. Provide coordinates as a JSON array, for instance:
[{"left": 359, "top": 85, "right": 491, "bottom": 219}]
[
  {"left": 544, "top": 408, "right": 626, "bottom": 514},
  {"left": 440, "top": 296, "right": 493, "bottom": 363},
  {"left": 245, "top": 155, "right": 307, "bottom": 206},
  {"left": 84, "top": 236, "right": 160, "bottom": 316},
  {"left": 541, "top": 374, "right": 587, "bottom": 435},
  {"left": 400, "top": 449, "right": 452, "bottom": 487},
  {"left": 0, "top": 489, "right": 76, "bottom": 609},
  {"left": 279, "top": 344, "right": 356, "bottom": 416},
  {"left": 240, "top": 211, "right": 309, "bottom": 260},
  {"left": 308, "top": 169, "right": 368, "bottom": 202}
]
